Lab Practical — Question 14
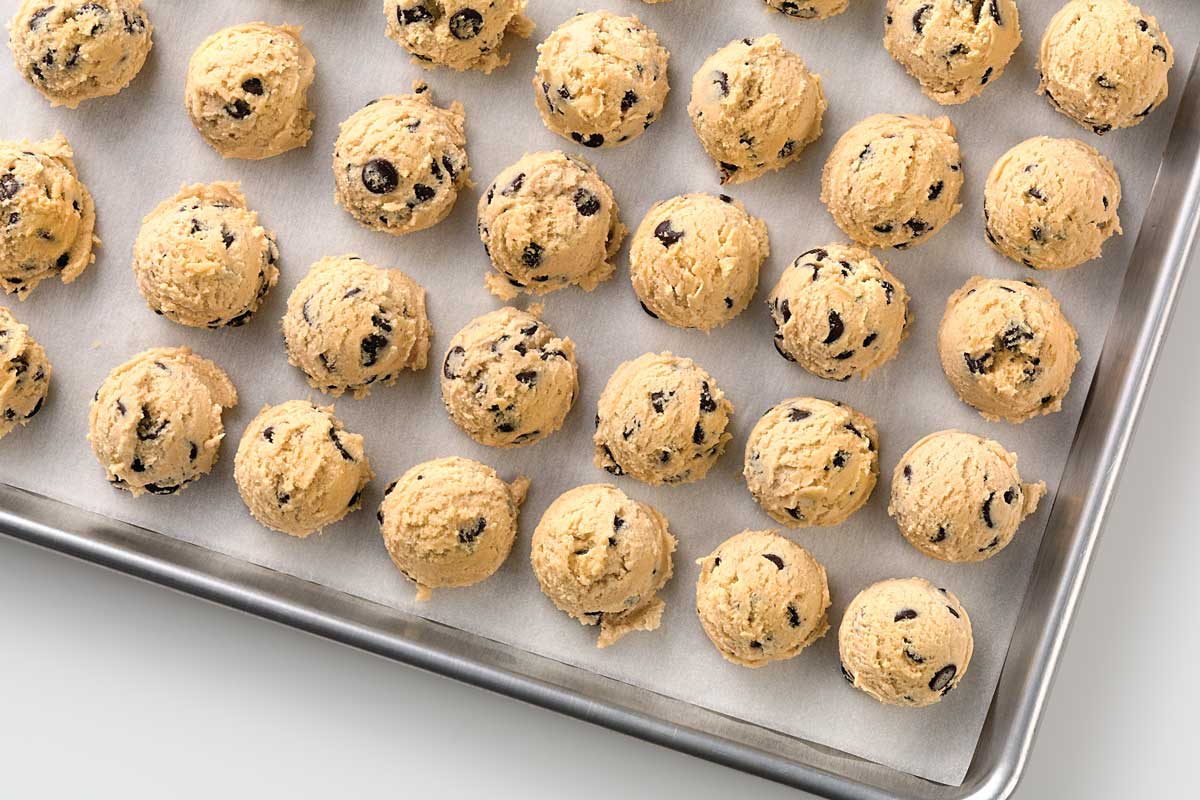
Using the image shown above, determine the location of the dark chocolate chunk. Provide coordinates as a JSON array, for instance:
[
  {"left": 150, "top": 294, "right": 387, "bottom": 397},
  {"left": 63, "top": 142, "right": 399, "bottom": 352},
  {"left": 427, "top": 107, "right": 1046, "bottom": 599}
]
[
  {"left": 361, "top": 159, "right": 399, "bottom": 194},
  {"left": 763, "top": 553, "right": 784, "bottom": 570}
]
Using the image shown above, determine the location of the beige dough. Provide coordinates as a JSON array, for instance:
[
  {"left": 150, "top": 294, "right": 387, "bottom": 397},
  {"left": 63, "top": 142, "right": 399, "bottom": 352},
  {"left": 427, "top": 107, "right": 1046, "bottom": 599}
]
[
  {"left": 1038, "top": 0, "right": 1174, "bottom": 135},
  {"left": 984, "top": 136, "right": 1122, "bottom": 270},
  {"left": 233, "top": 400, "right": 373, "bottom": 537},
  {"left": 132, "top": 182, "right": 279, "bottom": 329},
  {"left": 478, "top": 150, "right": 625, "bottom": 299},
  {"left": 0, "top": 306, "right": 51, "bottom": 439},
  {"left": 379, "top": 456, "right": 528, "bottom": 600},
  {"left": 820, "top": 114, "right": 963, "bottom": 250},
  {"left": 695, "top": 529, "right": 831, "bottom": 668},
  {"left": 594, "top": 352, "right": 733, "bottom": 486},
  {"left": 0, "top": 133, "right": 98, "bottom": 298},
  {"left": 768, "top": 243, "right": 910, "bottom": 381},
  {"left": 744, "top": 397, "right": 879, "bottom": 528},
  {"left": 531, "top": 484, "right": 675, "bottom": 648},
  {"left": 8, "top": 0, "right": 152, "bottom": 108},
  {"left": 883, "top": 0, "right": 1021, "bottom": 105},
  {"left": 88, "top": 347, "right": 237, "bottom": 496},
  {"left": 333, "top": 84, "right": 470, "bottom": 236},
  {"left": 764, "top": 1, "right": 849, "bottom": 20},
  {"left": 839, "top": 577, "right": 972, "bottom": 706},
  {"left": 629, "top": 193, "right": 769, "bottom": 331},
  {"left": 441, "top": 306, "right": 578, "bottom": 448},
  {"left": 890, "top": 429, "right": 1045, "bottom": 562},
  {"left": 384, "top": 0, "right": 533, "bottom": 74},
  {"left": 688, "top": 35, "right": 825, "bottom": 184},
  {"left": 939, "top": 276, "right": 1080, "bottom": 423},
  {"left": 533, "top": 10, "right": 669, "bottom": 149}
]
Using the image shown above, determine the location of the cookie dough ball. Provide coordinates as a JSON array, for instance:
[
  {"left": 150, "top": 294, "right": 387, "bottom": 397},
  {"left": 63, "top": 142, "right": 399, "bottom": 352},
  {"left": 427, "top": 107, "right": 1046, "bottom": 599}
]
[
  {"left": 695, "top": 529, "right": 831, "bottom": 668},
  {"left": 531, "top": 484, "right": 676, "bottom": 647},
  {"left": 839, "top": 578, "right": 972, "bottom": 706},
  {"left": 441, "top": 306, "right": 577, "bottom": 448},
  {"left": 533, "top": 10, "right": 669, "bottom": 149},
  {"left": 630, "top": 193, "right": 769, "bottom": 331},
  {"left": 0, "top": 134, "right": 98, "bottom": 298},
  {"left": 384, "top": 0, "right": 533, "bottom": 74},
  {"left": 1038, "top": 0, "right": 1174, "bottom": 135},
  {"left": 379, "top": 456, "right": 528, "bottom": 600},
  {"left": 9, "top": 0, "right": 152, "bottom": 108},
  {"left": 984, "top": 137, "right": 1122, "bottom": 270},
  {"left": 764, "top": 1, "right": 849, "bottom": 20},
  {"left": 821, "top": 114, "right": 963, "bottom": 249},
  {"left": 478, "top": 151, "right": 625, "bottom": 300},
  {"left": 88, "top": 347, "right": 237, "bottom": 496},
  {"left": 744, "top": 398, "right": 878, "bottom": 528},
  {"left": 939, "top": 277, "right": 1080, "bottom": 423},
  {"left": 333, "top": 86, "right": 470, "bottom": 236},
  {"left": 0, "top": 307, "right": 51, "bottom": 439},
  {"left": 594, "top": 353, "right": 733, "bottom": 486},
  {"left": 688, "top": 35, "right": 825, "bottom": 184},
  {"left": 234, "top": 401, "right": 373, "bottom": 537},
  {"left": 768, "top": 244, "right": 910, "bottom": 381},
  {"left": 132, "top": 182, "right": 279, "bottom": 329}
]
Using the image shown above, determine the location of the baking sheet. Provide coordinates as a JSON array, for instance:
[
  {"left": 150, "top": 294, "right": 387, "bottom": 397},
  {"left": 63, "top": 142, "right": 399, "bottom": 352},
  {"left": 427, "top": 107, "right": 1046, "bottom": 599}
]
[{"left": 2, "top": 0, "right": 1197, "bottom": 786}]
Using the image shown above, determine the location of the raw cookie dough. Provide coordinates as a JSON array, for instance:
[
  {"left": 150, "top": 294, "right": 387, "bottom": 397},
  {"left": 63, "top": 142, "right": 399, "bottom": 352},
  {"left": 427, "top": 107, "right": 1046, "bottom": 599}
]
[
  {"left": 441, "top": 306, "right": 577, "bottom": 448},
  {"left": 88, "top": 347, "right": 237, "bottom": 496},
  {"left": 744, "top": 397, "right": 879, "bottom": 528},
  {"left": 820, "top": 114, "right": 963, "bottom": 250},
  {"left": 939, "top": 276, "right": 1080, "bottom": 423},
  {"left": 533, "top": 10, "right": 669, "bottom": 149},
  {"left": 839, "top": 577, "right": 972, "bottom": 706},
  {"left": 184, "top": 22, "right": 315, "bottom": 160},
  {"left": 283, "top": 254, "right": 431, "bottom": 398},
  {"left": 379, "top": 456, "right": 528, "bottom": 600},
  {"left": 768, "top": 243, "right": 910, "bottom": 381},
  {"left": 384, "top": 0, "right": 533, "bottom": 74},
  {"left": 984, "top": 136, "right": 1122, "bottom": 270},
  {"left": 890, "top": 429, "right": 1045, "bottom": 562},
  {"left": 531, "top": 484, "right": 676, "bottom": 648},
  {"left": 478, "top": 150, "right": 625, "bottom": 299},
  {"left": 764, "top": 1, "right": 849, "bottom": 20},
  {"left": 1038, "top": 0, "right": 1174, "bottom": 135},
  {"left": 9, "top": 0, "right": 152, "bottom": 108},
  {"left": 883, "top": 0, "right": 1021, "bottom": 105},
  {"left": 629, "top": 193, "right": 769, "bottom": 331},
  {"left": 0, "top": 306, "right": 50, "bottom": 438},
  {"left": 594, "top": 352, "right": 733, "bottom": 486},
  {"left": 695, "top": 529, "right": 831, "bottom": 668},
  {"left": 0, "top": 133, "right": 98, "bottom": 298},
  {"left": 333, "top": 85, "right": 470, "bottom": 236},
  {"left": 132, "top": 182, "right": 279, "bottom": 329},
  {"left": 688, "top": 35, "right": 825, "bottom": 184}
]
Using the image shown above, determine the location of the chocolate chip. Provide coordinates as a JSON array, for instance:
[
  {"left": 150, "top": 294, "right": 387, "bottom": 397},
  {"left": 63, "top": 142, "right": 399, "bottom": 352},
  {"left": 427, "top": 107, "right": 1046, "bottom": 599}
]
[
  {"left": 773, "top": 335, "right": 796, "bottom": 362},
  {"left": 928, "top": 181, "right": 944, "bottom": 201},
  {"left": 361, "top": 333, "right": 388, "bottom": 367},
  {"left": 242, "top": 77, "right": 264, "bottom": 95},
  {"left": 894, "top": 609, "right": 918, "bottom": 622},
  {"left": 1093, "top": 124, "right": 1112, "bottom": 135},
  {"left": 448, "top": 8, "right": 484, "bottom": 40},
  {"left": 458, "top": 516, "right": 486, "bottom": 544},
  {"left": 832, "top": 450, "right": 848, "bottom": 469},
  {"left": 905, "top": 218, "right": 929, "bottom": 237},
  {"left": 982, "top": 491, "right": 995, "bottom": 528},
  {"left": 763, "top": 553, "right": 784, "bottom": 570},
  {"left": 145, "top": 483, "right": 180, "bottom": 496},
  {"left": 55, "top": 252, "right": 69, "bottom": 269},
  {"left": 574, "top": 188, "right": 600, "bottom": 216},
  {"left": 1152, "top": 44, "right": 1168, "bottom": 62},
  {"left": 723, "top": 297, "right": 733, "bottom": 309},
  {"left": 1004, "top": 487, "right": 1017, "bottom": 504},
  {"left": 980, "top": 66, "right": 993, "bottom": 85},
  {"left": 786, "top": 507, "right": 803, "bottom": 520},
  {"left": 412, "top": 183, "right": 436, "bottom": 203},
  {"left": 978, "top": 536, "right": 1000, "bottom": 552},
  {"left": 788, "top": 408, "right": 810, "bottom": 422},
  {"left": 131, "top": 458, "right": 145, "bottom": 473},
  {"left": 1031, "top": 226, "right": 1043, "bottom": 242},
  {"left": 946, "top": 604, "right": 960, "bottom": 618},
  {"left": 823, "top": 310, "right": 844, "bottom": 345},
  {"left": 654, "top": 220, "right": 684, "bottom": 247},
  {"left": 116, "top": 399, "right": 126, "bottom": 416},
  {"left": 362, "top": 159, "right": 398, "bottom": 194},
  {"left": 692, "top": 422, "right": 704, "bottom": 445},
  {"left": 713, "top": 70, "right": 729, "bottom": 96},
  {"left": 932, "top": 525, "right": 947, "bottom": 543},
  {"left": 136, "top": 409, "right": 166, "bottom": 441},
  {"left": 929, "top": 664, "right": 957, "bottom": 692},
  {"left": 501, "top": 173, "right": 524, "bottom": 196},
  {"left": 912, "top": 4, "right": 931, "bottom": 34},
  {"left": 841, "top": 664, "right": 855, "bottom": 683},
  {"left": 329, "top": 427, "right": 353, "bottom": 461},
  {"left": 832, "top": 350, "right": 855, "bottom": 361},
  {"left": 621, "top": 90, "right": 638, "bottom": 113},
  {"left": 873, "top": 222, "right": 893, "bottom": 234},
  {"left": 650, "top": 391, "right": 668, "bottom": 413},
  {"left": 521, "top": 242, "right": 543, "bottom": 268},
  {"left": 699, "top": 382, "right": 717, "bottom": 413},
  {"left": 778, "top": 140, "right": 797, "bottom": 160},
  {"left": 904, "top": 648, "right": 925, "bottom": 664},
  {"left": 225, "top": 99, "right": 252, "bottom": 119},
  {"left": 221, "top": 227, "right": 235, "bottom": 248},
  {"left": 776, "top": 297, "right": 792, "bottom": 323},
  {"left": 0, "top": 173, "right": 21, "bottom": 202},
  {"left": 639, "top": 301, "right": 659, "bottom": 319},
  {"left": 570, "top": 132, "right": 605, "bottom": 148},
  {"left": 964, "top": 352, "right": 992, "bottom": 375},
  {"left": 515, "top": 370, "right": 538, "bottom": 387},
  {"left": 749, "top": 641, "right": 762, "bottom": 650}
]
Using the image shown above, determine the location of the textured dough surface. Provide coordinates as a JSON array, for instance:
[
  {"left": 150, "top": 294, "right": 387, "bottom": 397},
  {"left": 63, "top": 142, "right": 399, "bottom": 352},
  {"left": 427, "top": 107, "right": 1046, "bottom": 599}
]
[
  {"left": 478, "top": 150, "right": 624, "bottom": 299},
  {"left": 939, "top": 276, "right": 1080, "bottom": 423},
  {"left": 820, "top": 114, "right": 963, "bottom": 249},
  {"left": 594, "top": 352, "right": 733, "bottom": 486},
  {"left": 695, "top": 529, "right": 830, "bottom": 668},
  {"left": 9, "top": 0, "right": 151, "bottom": 108},
  {"left": 234, "top": 400, "right": 373, "bottom": 537},
  {"left": 531, "top": 484, "right": 675, "bottom": 647},
  {"left": 984, "top": 136, "right": 1122, "bottom": 270},
  {"left": 379, "top": 456, "right": 528, "bottom": 600},
  {"left": 384, "top": 0, "right": 533, "bottom": 74},
  {"left": 0, "top": 305, "right": 50, "bottom": 438},
  {"left": 839, "top": 577, "right": 973, "bottom": 706},
  {"left": 768, "top": 243, "right": 910, "bottom": 381},
  {"left": 630, "top": 193, "right": 768, "bottom": 331},
  {"left": 688, "top": 35, "right": 824, "bottom": 184},
  {"left": 132, "top": 182, "right": 279, "bottom": 329},
  {"left": 441, "top": 306, "right": 577, "bottom": 448},
  {"left": 533, "top": 10, "right": 669, "bottom": 149},
  {"left": 1038, "top": 0, "right": 1174, "bottom": 134},
  {"left": 88, "top": 347, "right": 237, "bottom": 496},
  {"left": 764, "top": 0, "right": 848, "bottom": 20},
  {"left": 283, "top": 255, "right": 430, "bottom": 398},
  {"left": 890, "top": 430, "right": 1044, "bottom": 562},
  {"left": 0, "top": 133, "right": 98, "bottom": 298}
]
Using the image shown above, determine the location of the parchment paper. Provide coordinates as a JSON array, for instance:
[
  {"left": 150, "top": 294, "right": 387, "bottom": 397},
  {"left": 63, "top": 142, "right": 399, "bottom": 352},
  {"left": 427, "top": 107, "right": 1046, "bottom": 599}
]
[{"left": 2, "top": 0, "right": 1197, "bottom": 786}]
